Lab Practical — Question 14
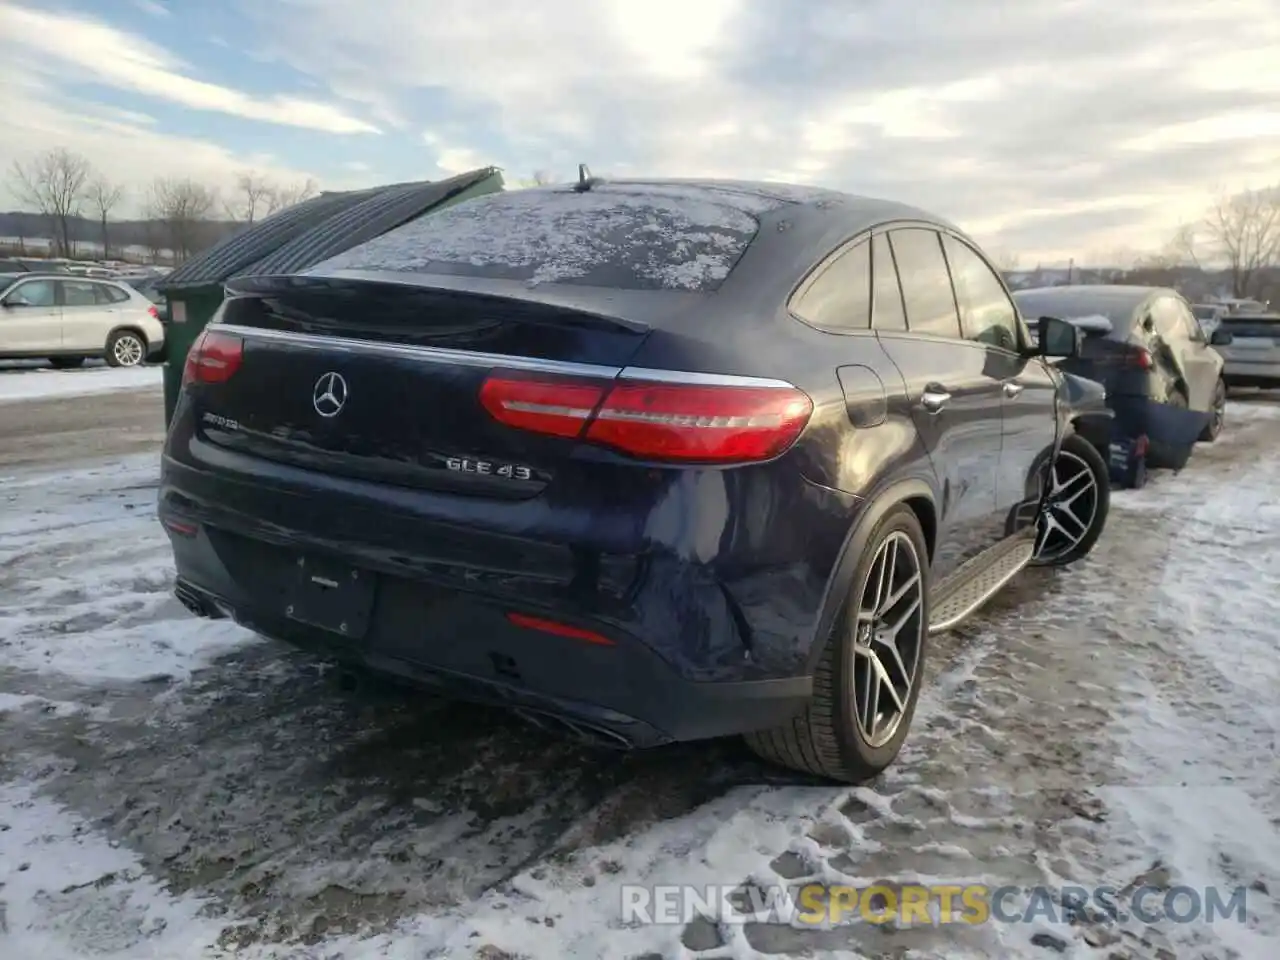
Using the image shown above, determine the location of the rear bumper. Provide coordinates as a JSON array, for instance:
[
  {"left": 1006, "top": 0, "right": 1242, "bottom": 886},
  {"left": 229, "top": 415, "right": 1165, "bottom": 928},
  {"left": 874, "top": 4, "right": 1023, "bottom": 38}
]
[
  {"left": 1106, "top": 394, "right": 1210, "bottom": 446},
  {"left": 168, "top": 559, "right": 810, "bottom": 748},
  {"left": 158, "top": 452, "right": 818, "bottom": 745}
]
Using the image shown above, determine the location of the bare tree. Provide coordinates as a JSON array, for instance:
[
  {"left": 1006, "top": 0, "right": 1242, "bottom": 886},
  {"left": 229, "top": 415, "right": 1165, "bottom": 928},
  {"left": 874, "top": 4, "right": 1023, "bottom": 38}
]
[
  {"left": 265, "top": 177, "right": 319, "bottom": 215},
  {"left": 1185, "top": 188, "right": 1280, "bottom": 297},
  {"left": 9, "top": 148, "right": 93, "bottom": 257},
  {"left": 989, "top": 250, "right": 1020, "bottom": 274},
  {"left": 225, "top": 171, "right": 274, "bottom": 226},
  {"left": 148, "top": 177, "right": 218, "bottom": 263},
  {"left": 85, "top": 177, "right": 126, "bottom": 258},
  {"left": 513, "top": 169, "right": 554, "bottom": 189}
]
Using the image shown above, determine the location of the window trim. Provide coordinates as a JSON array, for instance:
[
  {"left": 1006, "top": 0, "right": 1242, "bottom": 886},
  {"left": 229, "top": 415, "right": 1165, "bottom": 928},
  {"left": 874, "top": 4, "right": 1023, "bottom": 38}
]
[
  {"left": 788, "top": 217, "right": 1030, "bottom": 352},
  {"left": 870, "top": 230, "right": 908, "bottom": 332},
  {"left": 939, "top": 232, "right": 1024, "bottom": 353}
]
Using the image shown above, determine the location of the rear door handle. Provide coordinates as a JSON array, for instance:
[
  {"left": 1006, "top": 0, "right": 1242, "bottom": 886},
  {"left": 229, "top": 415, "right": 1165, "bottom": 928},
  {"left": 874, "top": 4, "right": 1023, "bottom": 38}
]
[
  {"left": 1003, "top": 381, "right": 1024, "bottom": 398},
  {"left": 920, "top": 388, "right": 951, "bottom": 413}
]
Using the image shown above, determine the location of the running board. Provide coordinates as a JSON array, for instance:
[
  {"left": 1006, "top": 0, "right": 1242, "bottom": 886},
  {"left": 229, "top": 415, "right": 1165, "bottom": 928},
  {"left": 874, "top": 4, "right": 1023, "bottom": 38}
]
[{"left": 928, "top": 537, "right": 1035, "bottom": 635}]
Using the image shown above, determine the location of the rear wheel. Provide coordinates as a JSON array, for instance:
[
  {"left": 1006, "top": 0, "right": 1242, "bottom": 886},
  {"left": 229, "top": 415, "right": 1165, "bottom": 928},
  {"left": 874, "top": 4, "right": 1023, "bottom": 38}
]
[
  {"left": 1031, "top": 434, "right": 1110, "bottom": 566},
  {"left": 105, "top": 330, "right": 146, "bottom": 367},
  {"left": 48, "top": 357, "right": 85, "bottom": 370},
  {"left": 1199, "top": 379, "right": 1226, "bottom": 442},
  {"left": 746, "top": 504, "right": 929, "bottom": 784}
]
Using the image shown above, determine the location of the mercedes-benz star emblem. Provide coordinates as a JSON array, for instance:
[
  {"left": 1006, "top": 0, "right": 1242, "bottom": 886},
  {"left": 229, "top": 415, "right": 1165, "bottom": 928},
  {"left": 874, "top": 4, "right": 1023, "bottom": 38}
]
[{"left": 312, "top": 371, "right": 348, "bottom": 418}]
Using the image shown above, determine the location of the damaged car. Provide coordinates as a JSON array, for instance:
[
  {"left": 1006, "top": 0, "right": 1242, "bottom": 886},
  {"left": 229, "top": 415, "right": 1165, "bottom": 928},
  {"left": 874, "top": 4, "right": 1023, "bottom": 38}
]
[{"left": 1013, "top": 284, "right": 1231, "bottom": 471}]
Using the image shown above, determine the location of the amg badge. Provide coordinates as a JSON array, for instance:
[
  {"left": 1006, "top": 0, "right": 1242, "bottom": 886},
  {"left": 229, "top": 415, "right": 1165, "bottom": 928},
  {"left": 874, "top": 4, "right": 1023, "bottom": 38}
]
[{"left": 445, "top": 457, "right": 533, "bottom": 480}]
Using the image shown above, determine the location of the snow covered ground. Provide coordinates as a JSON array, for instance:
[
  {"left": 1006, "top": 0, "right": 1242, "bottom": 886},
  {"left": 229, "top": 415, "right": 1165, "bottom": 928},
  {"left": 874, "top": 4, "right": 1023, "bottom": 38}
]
[
  {"left": 0, "top": 362, "right": 162, "bottom": 404},
  {"left": 2, "top": 402, "right": 1279, "bottom": 960}
]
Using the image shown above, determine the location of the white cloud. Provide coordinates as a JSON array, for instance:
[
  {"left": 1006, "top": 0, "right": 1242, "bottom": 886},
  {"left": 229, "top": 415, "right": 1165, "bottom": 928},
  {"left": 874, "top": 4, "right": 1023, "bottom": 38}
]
[
  {"left": 2, "top": 0, "right": 1279, "bottom": 262},
  {"left": 0, "top": 3, "right": 377, "bottom": 135},
  {"left": 132, "top": 0, "right": 170, "bottom": 17},
  {"left": 241, "top": 0, "right": 1280, "bottom": 261},
  {"left": 0, "top": 74, "right": 343, "bottom": 217}
]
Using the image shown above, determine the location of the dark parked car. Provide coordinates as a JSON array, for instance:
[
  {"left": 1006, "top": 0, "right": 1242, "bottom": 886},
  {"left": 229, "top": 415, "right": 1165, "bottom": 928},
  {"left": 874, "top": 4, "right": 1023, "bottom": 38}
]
[
  {"left": 160, "top": 180, "right": 1111, "bottom": 784},
  {"left": 1013, "top": 285, "right": 1231, "bottom": 469}
]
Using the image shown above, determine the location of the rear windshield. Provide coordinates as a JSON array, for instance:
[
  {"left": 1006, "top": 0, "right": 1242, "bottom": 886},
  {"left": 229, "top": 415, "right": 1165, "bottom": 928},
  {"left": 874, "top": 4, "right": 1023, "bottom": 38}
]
[
  {"left": 1219, "top": 315, "right": 1280, "bottom": 337},
  {"left": 1192, "top": 305, "right": 1218, "bottom": 320},
  {"left": 310, "top": 186, "right": 772, "bottom": 292},
  {"left": 1013, "top": 291, "right": 1134, "bottom": 334}
]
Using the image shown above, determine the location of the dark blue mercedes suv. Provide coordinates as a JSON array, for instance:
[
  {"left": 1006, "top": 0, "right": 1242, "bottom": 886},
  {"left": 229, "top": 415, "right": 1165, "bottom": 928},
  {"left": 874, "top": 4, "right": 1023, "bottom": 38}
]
[{"left": 159, "top": 179, "right": 1110, "bottom": 784}]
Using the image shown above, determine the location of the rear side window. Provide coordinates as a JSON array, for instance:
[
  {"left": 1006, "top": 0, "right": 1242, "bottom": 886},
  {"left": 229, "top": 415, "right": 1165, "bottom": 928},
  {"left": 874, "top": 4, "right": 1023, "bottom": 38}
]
[
  {"left": 889, "top": 228, "right": 961, "bottom": 338},
  {"left": 871, "top": 233, "right": 907, "bottom": 331},
  {"left": 60, "top": 281, "right": 100, "bottom": 307},
  {"left": 792, "top": 239, "right": 871, "bottom": 330},
  {"left": 312, "top": 186, "right": 774, "bottom": 292},
  {"left": 1220, "top": 316, "right": 1280, "bottom": 338},
  {"left": 94, "top": 284, "right": 130, "bottom": 304}
]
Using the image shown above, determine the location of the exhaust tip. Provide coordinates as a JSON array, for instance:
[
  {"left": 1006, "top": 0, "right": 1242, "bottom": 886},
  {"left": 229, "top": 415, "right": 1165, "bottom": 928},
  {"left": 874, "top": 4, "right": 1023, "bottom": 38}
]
[{"left": 514, "top": 708, "right": 632, "bottom": 750}]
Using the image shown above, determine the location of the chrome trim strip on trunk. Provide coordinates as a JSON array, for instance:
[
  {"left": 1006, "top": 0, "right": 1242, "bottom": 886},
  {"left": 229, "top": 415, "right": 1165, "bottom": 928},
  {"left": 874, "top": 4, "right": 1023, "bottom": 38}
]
[
  {"left": 213, "top": 323, "right": 800, "bottom": 390},
  {"left": 214, "top": 323, "right": 622, "bottom": 378}
]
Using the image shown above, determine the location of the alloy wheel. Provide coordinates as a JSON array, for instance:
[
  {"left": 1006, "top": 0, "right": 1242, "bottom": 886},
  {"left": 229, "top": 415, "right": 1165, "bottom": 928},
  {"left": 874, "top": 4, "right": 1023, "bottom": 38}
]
[
  {"left": 113, "top": 334, "right": 144, "bottom": 366},
  {"left": 1033, "top": 450, "right": 1099, "bottom": 563},
  {"left": 1211, "top": 385, "right": 1226, "bottom": 436},
  {"left": 852, "top": 530, "right": 925, "bottom": 749}
]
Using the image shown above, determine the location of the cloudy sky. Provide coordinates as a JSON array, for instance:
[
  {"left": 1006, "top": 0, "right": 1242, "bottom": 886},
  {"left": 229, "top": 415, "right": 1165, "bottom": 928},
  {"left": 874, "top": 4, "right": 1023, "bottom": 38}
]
[{"left": 1, "top": 0, "right": 1277, "bottom": 264}]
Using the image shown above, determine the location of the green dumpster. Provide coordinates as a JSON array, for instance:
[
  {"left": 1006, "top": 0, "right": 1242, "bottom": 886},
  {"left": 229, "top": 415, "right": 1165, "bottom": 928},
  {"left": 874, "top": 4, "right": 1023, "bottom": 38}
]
[
  {"left": 161, "top": 289, "right": 225, "bottom": 428},
  {"left": 156, "top": 165, "right": 504, "bottom": 430}
]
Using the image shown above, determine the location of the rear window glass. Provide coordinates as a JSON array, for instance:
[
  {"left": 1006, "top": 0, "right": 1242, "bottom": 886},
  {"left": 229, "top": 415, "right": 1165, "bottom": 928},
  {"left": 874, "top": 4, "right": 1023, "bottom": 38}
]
[
  {"left": 311, "top": 186, "right": 774, "bottom": 292},
  {"left": 1013, "top": 292, "right": 1134, "bottom": 332},
  {"left": 1219, "top": 316, "right": 1280, "bottom": 337}
]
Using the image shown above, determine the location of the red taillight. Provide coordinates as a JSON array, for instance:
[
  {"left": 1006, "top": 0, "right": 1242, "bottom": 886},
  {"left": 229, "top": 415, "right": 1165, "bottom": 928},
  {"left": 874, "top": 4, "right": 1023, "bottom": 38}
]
[
  {"left": 183, "top": 328, "right": 243, "bottom": 385},
  {"left": 1126, "top": 348, "right": 1153, "bottom": 370},
  {"left": 147, "top": 305, "right": 160, "bottom": 320},
  {"left": 479, "top": 376, "right": 606, "bottom": 438},
  {"left": 479, "top": 373, "right": 814, "bottom": 463}
]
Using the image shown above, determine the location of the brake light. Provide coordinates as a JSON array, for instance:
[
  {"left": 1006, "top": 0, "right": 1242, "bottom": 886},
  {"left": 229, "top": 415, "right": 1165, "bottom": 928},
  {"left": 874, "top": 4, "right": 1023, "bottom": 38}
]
[
  {"left": 183, "top": 328, "right": 243, "bottom": 385},
  {"left": 1125, "top": 348, "right": 1153, "bottom": 370},
  {"left": 479, "top": 373, "right": 814, "bottom": 463},
  {"left": 147, "top": 305, "right": 160, "bottom": 320},
  {"left": 478, "top": 377, "right": 605, "bottom": 438}
]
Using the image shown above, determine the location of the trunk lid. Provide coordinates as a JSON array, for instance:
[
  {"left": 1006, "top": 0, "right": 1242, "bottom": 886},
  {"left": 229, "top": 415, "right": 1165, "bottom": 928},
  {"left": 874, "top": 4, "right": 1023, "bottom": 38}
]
[
  {"left": 1051, "top": 317, "right": 1152, "bottom": 396},
  {"left": 187, "top": 274, "right": 668, "bottom": 498}
]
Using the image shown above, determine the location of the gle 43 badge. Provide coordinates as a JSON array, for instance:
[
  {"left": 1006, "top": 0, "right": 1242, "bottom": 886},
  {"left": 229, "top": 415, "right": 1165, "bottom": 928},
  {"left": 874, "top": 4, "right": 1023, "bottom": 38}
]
[{"left": 445, "top": 457, "right": 533, "bottom": 480}]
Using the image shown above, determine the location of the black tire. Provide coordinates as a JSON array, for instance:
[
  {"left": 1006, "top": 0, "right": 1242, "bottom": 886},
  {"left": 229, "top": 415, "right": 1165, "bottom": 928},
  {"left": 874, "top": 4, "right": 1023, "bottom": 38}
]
[
  {"left": 105, "top": 329, "right": 147, "bottom": 368},
  {"left": 1147, "top": 389, "right": 1194, "bottom": 469},
  {"left": 745, "top": 504, "right": 929, "bottom": 784},
  {"left": 48, "top": 357, "right": 85, "bottom": 369},
  {"left": 1031, "top": 433, "right": 1111, "bottom": 566},
  {"left": 1198, "top": 379, "right": 1226, "bottom": 442}
]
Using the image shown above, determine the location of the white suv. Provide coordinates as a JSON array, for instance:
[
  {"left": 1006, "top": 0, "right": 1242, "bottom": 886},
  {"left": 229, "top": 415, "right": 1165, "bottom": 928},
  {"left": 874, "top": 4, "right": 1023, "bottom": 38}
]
[{"left": 0, "top": 274, "right": 166, "bottom": 368}]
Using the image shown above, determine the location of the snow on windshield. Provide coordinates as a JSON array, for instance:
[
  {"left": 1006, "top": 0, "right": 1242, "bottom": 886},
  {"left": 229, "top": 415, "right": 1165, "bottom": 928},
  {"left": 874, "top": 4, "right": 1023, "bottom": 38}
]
[{"left": 310, "top": 185, "right": 779, "bottom": 291}]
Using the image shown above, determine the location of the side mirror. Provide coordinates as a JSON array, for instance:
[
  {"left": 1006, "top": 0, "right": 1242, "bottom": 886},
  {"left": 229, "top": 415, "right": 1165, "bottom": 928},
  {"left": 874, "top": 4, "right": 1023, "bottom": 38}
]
[
  {"left": 1037, "top": 316, "right": 1081, "bottom": 359},
  {"left": 1210, "top": 328, "right": 1233, "bottom": 347}
]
